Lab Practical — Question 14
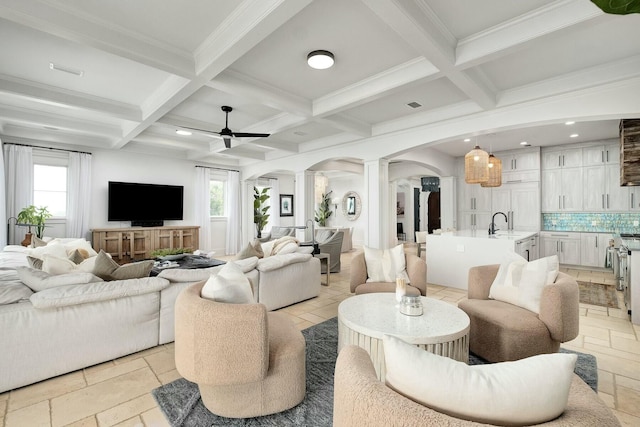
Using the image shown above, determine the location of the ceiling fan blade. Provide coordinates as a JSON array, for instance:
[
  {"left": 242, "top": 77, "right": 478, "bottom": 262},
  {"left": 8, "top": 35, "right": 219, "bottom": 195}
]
[
  {"left": 177, "top": 126, "right": 221, "bottom": 135},
  {"left": 223, "top": 136, "right": 231, "bottom": 149},
  {"left": 231, "top": 132, "right": 271, "bottom": 138}
]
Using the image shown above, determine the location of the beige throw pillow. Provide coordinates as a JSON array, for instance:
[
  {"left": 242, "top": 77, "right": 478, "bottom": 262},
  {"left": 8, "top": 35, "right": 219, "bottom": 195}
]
[
  {"left": 200, "top": 261, "right": 254, "bottom": 304},
  {"left": 235, "top": 239, "right": 264, "bottom": 260},
  {"left": 92, "top": 251, "right": 154, "bottom": 281},
  {"left": 383, "top": 335, "right": 576, "bottom": 426},
  {"left": 489, "top": 252, "right": 560, "bottom": 313},
  {"left": 363, "top": 244, "right": 409, "bottom": 283}
]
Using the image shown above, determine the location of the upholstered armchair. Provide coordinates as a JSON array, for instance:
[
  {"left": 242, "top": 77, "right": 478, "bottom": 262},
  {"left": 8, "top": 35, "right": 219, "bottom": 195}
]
[
  {"left": 315, "top": 230, "right": 344, "bottom": 273},
  {"left": 258, "top": 226, "right": 296, "bottom": 242},
  {"left": 349, "top": 250, "right": 426, "bottom": 296},
  {"left": 415, "top": 231, "right": 427, "bottom": 258},
  {"left": 174, "top": 281, "right": 306, "bottom": 418},
  {"left": 333, "top": 345, "right": 620, "bottom": 427},
  {"left": 458, "top": 264, "right": 580, "bottom": 362}
]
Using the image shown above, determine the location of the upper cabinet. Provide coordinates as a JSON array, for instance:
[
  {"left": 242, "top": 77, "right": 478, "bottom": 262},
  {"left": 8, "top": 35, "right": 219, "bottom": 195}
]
[
  {"left": 541, "top": 147, "right": 583, "bottom": 169},
  {"left": 499, "top": 147, "right": 540, "bottom": 183},
  {"left": 583, "top": 143, "right": 619, "bottom": 166}
]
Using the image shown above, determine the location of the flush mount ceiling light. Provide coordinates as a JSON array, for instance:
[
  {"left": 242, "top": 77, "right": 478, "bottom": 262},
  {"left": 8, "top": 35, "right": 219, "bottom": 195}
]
[
  {"left": 307, "top": 50, "right": 334, "bottom": 69},
  {"left": 570, "top": 133, "right": 579, "bottom": 138},
  {"left": 176, "top": 130, "right": 192, "bottom": 136},
  {"left": 565, "top": 121, "right": 575, "bottom": 125}
]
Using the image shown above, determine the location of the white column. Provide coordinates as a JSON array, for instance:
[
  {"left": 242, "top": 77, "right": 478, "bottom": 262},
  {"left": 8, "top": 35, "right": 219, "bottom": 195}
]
[
  {"left": 243, "top": 179, "right": 257, "bottom": 243},
  {"left": 295, "top": 170, "right": 315, "bottom": 241},
  {"left": 364, "top": 159, "right": 390, "bottom": 249},
  {"left": 440, "top": 176, "right": 457, "bottom": 230}
]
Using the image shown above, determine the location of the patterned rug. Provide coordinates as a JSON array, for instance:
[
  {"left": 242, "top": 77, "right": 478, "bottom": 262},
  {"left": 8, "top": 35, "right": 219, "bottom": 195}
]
[
  {"left": 153, "top": 316, "right": 598, "bottom": 426},
  {"left": 577, "top": 281, "right": 619, "bottom": 308}
]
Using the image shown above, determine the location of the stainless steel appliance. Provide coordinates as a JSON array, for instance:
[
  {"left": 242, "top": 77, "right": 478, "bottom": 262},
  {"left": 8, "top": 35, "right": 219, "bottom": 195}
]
[{"left": 618, "top": 233, "right": 639, "bottom": 317}]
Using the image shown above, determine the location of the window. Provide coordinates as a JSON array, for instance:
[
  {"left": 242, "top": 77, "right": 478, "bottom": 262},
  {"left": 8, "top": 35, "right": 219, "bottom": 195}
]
[
  {"left": 34, "top": 164, "right": 67, "bottom": 217},
  {"left": 210, "top": 179, "right": 225, "bottom": 216}
]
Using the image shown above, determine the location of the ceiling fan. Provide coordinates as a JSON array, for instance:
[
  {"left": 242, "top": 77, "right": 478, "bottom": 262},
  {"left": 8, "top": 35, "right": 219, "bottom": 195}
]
[{"left": 180, "top": 105, "right": 270, "bottom": 149}]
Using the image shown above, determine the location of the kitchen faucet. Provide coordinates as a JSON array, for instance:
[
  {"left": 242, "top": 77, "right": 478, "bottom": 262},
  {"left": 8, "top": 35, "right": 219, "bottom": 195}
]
[{"left": 489, "top": 212, "right": 508, "bottom": 235}]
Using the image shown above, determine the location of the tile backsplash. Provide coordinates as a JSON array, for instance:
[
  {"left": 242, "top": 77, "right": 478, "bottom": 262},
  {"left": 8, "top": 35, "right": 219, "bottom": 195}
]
[{"left": 542, "top": 213, "right": 640, "bottom": 234}]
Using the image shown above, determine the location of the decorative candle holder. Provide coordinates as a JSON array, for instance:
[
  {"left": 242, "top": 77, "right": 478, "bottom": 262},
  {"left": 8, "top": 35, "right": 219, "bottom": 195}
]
[{"left": 399, "top": 295, "right": 423, "bottom": 316}]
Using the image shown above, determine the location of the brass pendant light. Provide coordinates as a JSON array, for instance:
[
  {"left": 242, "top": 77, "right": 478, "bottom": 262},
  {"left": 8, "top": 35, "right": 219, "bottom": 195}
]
[
  {"left": 481, "top": 153, "right": 502, "bottom": 187},
  {"left": 464, "top": 145, "right": 489, "bottom": 184}
]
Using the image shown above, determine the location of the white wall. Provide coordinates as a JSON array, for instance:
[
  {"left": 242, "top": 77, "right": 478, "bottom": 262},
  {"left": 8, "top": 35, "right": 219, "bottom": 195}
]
[{"left": 326, "top": 174, "right": 365, "bottom": 249}]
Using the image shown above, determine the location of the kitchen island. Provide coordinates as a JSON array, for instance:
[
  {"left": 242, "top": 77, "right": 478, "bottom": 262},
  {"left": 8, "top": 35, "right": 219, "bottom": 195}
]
[{"left": 426, "top": 230, "right": 538, "bottom": 290}]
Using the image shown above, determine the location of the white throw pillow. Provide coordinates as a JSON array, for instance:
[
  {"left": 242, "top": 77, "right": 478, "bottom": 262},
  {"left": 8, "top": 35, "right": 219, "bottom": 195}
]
[
  {"left": 201, "top": 261, "right": 255, "bottom": 304},
  {"left": 489, "top": 252, "right": 559, "bottom": 313},
  {"left": 383, "top": 335, "right": 576, "bottom": 426},
  {"left": 364, "top": 245, "right": 409, "bottom": 283},
  {"left": 16, "top": 266, "right": 103, "bottom": 292},
  {"left": 42, "top": 254, "right": 99, "bottom": 275}
]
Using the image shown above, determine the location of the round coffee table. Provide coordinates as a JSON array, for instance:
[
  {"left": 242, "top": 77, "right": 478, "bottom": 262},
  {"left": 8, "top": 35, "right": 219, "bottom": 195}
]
[{"left": 338, "top": 293, "right": 470, "bottom": 381}]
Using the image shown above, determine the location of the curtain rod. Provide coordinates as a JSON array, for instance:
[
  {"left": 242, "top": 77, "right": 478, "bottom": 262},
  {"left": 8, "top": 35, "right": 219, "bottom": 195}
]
[
  {"left": 3, "top": 142, "right": 92, "bottom": 155},
  {"left": 195, "top": 165, "right": 239, "bottom": 173}
]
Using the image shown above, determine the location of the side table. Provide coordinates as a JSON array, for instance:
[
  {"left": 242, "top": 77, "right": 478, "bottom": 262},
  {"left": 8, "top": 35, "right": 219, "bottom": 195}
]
[{"left": 314, "top": 253, "right": 330, "bottom": 286}]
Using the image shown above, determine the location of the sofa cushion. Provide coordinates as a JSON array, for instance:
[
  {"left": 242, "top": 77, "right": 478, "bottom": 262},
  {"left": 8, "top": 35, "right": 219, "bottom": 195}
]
[
  {"left": 489, "top": 253, "right": 559, "bottom": 314},
  {"left": 364, "top": 245, "right": 409, "bottom": 283},
  {"left": 201, "top": 261, "right": 255, "bottom": 304},
  {"left": 236, "top": 239, "right": 264, "bottom": 260},
  {"left": 256, "top": 253, "right": 312, "bottom": 272},
  {"left": 29, "top": 277, "right": 170, "bottom": 308},
  {"left": 158, "top": 257, "right": 257, "bottom": 282},
  {"left": 92, "top": 251, "right": 154, "bottom": 281},
  {"left": 16, "top": 266, "right": 103, "bottom": 292},
  {"left": 383, "top": 334, "right": 576, "bottom": 426}
]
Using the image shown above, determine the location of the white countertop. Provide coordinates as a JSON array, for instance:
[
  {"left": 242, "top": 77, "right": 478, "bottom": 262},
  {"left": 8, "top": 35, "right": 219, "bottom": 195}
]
[{"left": 432, "top": 229, "right": 537, "bottom": 241}]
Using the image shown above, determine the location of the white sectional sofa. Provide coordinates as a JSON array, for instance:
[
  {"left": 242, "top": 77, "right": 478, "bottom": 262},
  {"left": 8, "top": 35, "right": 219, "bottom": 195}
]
[{"left": 0, "top": 240, "right": 321, "bottom": 393}]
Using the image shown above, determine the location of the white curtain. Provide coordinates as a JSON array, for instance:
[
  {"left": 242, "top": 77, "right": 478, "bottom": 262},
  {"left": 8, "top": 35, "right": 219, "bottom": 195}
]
[
  {"left": 4, "top": 144, "right": 33, "bottom": 245},
  {"left": 268, "top": 177, "right": 280, "bottom": 227},
  {"left": 66, "top": 152, "right": 92, "bottom": 239},
  {"left": 195, "top": 167, "right": 211, "bottom": 252},
  {"left": 0, "top": 141, "right": 5, "bottom": 246},
  {"left": 226, "top": 170, "right": 241, "bottom": 255}
]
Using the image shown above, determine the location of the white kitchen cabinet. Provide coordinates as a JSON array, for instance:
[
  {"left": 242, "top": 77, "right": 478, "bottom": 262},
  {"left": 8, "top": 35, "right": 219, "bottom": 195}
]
[
  {"left": 630, "top": 188, "right": 640, "bottom": 211},
  {"left": 583, "top": 143, "right": 619, "bottom": 166},
  {"left": 458, "top": 212, "right": 492, "bottom": 233},
  {"left": 499, "top": 147, "right": 540, "bottom": 183},
  {"left": 540, "top": 232, "right": 581, "bottom": 265},
  {"left": 541, "top": 168, "right": 583, "bottom": 212},
  {"left": 583, "top": 164, "right": 628, "bottom": 211},
  {"left": 457, "top": 158, "right": 492, "bottom": 230},
  {"left": 491, "top": 182, "right": 540, "bottom": 231},
  {"left": 542, "top": 148, "right": 583, "bottom": 170},
  {"left": 580, "top": 233, "right": 614, "bottom": 268}
]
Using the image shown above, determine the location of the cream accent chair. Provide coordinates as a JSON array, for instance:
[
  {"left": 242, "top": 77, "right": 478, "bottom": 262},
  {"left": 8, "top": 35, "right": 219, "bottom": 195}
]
[
  {"left": 315, "top": 230, "right": 344, "bottom": 273},
  {"left": 415, "top": 231, "right": 427, "bottom": 258},
  {"left": 333, "top": 345, "right": 621, "bottom": 427},
  {"left": 174, "top": 281, "right": 306, "bottom": 418},
  {"left": 458, "top": 264, "right": 580, "bottom": 362},
  {"left": 349, "top": 251, "right": 426, "bottom": 296}
]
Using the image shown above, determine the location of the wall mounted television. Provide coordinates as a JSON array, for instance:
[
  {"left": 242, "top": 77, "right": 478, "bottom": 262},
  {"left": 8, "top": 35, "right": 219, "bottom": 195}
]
[{"left": 108, "top": 181, "right": 184, "bottom": 227}]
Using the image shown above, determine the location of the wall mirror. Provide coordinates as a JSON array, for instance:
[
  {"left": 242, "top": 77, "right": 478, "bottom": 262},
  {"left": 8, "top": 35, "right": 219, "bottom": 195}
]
[{"left": 342, "top": 191, "right": 361, "bottom": 221}]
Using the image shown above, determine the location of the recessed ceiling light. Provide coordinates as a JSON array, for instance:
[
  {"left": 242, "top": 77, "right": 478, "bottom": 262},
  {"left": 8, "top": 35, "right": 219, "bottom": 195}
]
[
  {"left": 565, "top": 121, "right": 575, "bottom": 125},
  {"left": 49, "top": 62, "right": 84, "bottom": 77},
  {"left": 176, "top": 130, "right": 192, "bottom": 136},
  {"left": 464, "top": 138, "right": 471, "bottom": 142},
  {"left": 307, "top": 50, "right": 334, "bottom": 69},
  {"left": 520, "top": 141, "right": 529, "bottom": 146},
  {"left": 570, "top": 133, "right": 579, "bottom": 138}
]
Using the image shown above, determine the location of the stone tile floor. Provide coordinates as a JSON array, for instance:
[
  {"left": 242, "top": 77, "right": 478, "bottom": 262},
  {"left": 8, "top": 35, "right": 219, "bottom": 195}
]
[{"left": 1, "top": 246, "right": 638, "bottom": 426}]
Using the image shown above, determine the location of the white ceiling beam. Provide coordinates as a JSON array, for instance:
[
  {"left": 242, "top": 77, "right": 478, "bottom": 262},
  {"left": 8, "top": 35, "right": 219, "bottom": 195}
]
[
  {"left": 456, "top": 0, "right": 605, "bottom": 69},
  {"left": 316, "top": 115, "right": 372, "bottom": 138},
  {"left": 313, "top": 57, "right": 439, "bottom": 117},
  {"left": 208, "top": 70, "right": 312, "bottom": 116},
  {"left": 0, "top": 0, "right": 195, "bottom": 78},
  {"left": 362, "top": 0, "right": 496, "bottom": 110},
  {"left": 116, "top": 0, "right": 312, "bottom": 149},
  {"left": 244, "top": 112, "right": 309, "bottom": 135},
  {"left": 0, "top": 106, "right": 122, "bottom": 137},
  {"left": 1, "top": 124, "right": 113, "bottom": 148},
  {"left": 0, "top": 74, "right": 142, "bottom": 121}
]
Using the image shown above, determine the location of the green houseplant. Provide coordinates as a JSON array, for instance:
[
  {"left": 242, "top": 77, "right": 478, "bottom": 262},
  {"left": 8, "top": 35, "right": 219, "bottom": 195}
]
[
  {"left": 253, "top": 186, "right": 270, "bottom": 238},
  {"left": 315, "top": 191, "right": 333, "bottom": 227},
  {"left": 17, "top": 205, "right": 52, "bottom": 242}
]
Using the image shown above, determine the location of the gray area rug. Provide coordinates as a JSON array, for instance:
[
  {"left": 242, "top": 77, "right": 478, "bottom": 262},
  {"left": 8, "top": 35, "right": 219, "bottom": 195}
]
[{"left": 153, "top": 316, "right": 598, "bottom": 426}]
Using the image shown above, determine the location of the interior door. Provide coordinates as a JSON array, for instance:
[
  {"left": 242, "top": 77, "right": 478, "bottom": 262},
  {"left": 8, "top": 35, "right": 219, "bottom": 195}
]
[
  {"left": 427, "top": 192, "right": 441, "bottom": 233},
  {"left": 413, "top": 188, "right": 420, "bottom": 236}
]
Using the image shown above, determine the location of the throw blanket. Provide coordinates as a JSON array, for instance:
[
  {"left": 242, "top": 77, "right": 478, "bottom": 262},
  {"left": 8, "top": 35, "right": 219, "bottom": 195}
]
[{"left": 270, "top": 236, "right": 299, "bottom": 256}]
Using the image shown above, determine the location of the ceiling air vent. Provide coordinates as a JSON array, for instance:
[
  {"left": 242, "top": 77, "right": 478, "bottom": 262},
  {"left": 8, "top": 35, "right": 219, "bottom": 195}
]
[
  {"left": 407, "top": 102, "right": 422, "bottom": 109},
  {"left": 620, "top": 119, "right": 640, "bottom": 186}
]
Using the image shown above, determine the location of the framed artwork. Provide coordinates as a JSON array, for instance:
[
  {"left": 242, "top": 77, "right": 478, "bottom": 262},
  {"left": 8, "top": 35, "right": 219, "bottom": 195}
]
[{"left": 280, "top": 194, "right": 294, "bottom": 217}]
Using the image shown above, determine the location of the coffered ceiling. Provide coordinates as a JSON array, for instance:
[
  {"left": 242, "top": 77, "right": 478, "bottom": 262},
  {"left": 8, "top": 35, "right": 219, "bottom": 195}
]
[{"left": 0, "top": 0, "right": 638, "bottom": 168}]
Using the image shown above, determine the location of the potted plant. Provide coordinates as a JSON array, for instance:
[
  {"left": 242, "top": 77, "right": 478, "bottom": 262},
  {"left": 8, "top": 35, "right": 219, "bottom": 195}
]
[
  {"left": 253, "top": 187, "right": 270, "bottom": 238},
  {"left": 315, "top": 191, "right": 333, "bottom": 227},
  {"left": 17, "top": 205, "right": 52, "bottom": 245}
]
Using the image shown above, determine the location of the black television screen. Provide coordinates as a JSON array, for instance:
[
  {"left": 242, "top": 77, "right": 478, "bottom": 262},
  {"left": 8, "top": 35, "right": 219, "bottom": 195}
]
[{"left": 108, "top": 181, "right": 184, "bottom": 225}]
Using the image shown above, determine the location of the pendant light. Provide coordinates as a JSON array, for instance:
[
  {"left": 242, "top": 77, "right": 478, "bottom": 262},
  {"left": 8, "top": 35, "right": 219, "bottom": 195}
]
[
  {"left": 481, "top": 153, "right": 502, "bottom": 187},
  {"left": 464, "top": 144, "right": 489, "bottom": 184}
]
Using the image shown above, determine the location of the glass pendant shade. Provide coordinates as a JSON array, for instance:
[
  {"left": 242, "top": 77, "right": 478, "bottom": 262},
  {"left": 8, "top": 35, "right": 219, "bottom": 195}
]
[
  {"left": 464, "top": 145, "right": 489, "bottom": 184},
  {"left": 481, "top": 154, "right": 502, "bottom": 187}
]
